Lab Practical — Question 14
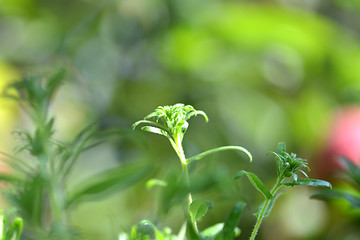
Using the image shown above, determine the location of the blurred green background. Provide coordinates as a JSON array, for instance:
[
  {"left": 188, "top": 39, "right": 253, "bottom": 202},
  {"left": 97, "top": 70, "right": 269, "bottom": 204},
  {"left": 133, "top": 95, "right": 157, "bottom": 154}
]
[{"left": 1, "top": 0, "right": 360, "bottom": 239}]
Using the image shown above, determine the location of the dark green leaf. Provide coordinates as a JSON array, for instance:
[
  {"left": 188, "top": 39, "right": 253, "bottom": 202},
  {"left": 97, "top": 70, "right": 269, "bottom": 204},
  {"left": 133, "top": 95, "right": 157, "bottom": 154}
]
[
  {"left": 312, "top": 190, "right": 360, "bottom": 209},
  {"left": 234, "top": 171, "right": 273, "bottom": 199},
  {"left": 66, "top": 162, "right": 150, "bottom": 208},
  {"left": 215, "top": 202, "right": 245, "bottom": 240},
  {"left": 281, "top": 178, "right": 332, "bottom": 188},
  {"left": 341, "top": 157, "right": 360, "bottom": 186}
]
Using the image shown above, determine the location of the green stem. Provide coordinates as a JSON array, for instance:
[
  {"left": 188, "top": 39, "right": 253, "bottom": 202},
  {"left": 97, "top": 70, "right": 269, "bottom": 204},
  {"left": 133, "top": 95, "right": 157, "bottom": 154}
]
[
  {"left": 172, "top": 135, "right": 198, "bottom": 233},
  {"left": 249, "top": 178, "right": 282, "bottom": 240}
]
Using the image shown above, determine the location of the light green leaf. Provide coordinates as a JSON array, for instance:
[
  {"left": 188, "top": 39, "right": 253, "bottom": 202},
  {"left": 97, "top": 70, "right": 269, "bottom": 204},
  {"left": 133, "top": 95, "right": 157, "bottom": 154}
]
[
  {"left": 0, "top": 173, "right": 24, "bottom": 183},
  {"left": 146, "top": 179, "right": 168, "bottom": 190},
  {"left": 141, "top": 126, "right": 171, "bottom": 140},
  {"left": 281, "top": 178, "right": 332, "bottom": 188},
  {"left": 235, "top": 171, "right": 273, "bottom": 199},
  {"left": 189, "top": 199, "right": 212, "bottom": 222},
  {"left": 132, "top": 120, "right": 167, "bottom": 131},
  {"left": 277, "top": 142, "right": 286, "bottom": 153},
  {"left": 186, "top": 146, "right": 252, "bottom": 164},
  {"left": 186, "top": 220, "right": 200, "bottom": 240},
  {"left": 201, "top": 223, "right": 224, "bottom": 237}
]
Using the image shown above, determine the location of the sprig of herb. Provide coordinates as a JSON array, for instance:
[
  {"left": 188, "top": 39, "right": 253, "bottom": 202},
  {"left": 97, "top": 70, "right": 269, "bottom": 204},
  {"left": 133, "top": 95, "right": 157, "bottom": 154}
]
[{"left": 133, "top": 103, "right": 251, "bottom": 236}]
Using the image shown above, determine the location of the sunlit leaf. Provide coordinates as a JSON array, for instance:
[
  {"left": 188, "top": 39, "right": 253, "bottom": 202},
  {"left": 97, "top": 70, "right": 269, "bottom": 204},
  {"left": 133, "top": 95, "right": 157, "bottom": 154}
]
[
  {"left": 201, "top": 223, "right": 224, "bottom": 237},
  {"left": 281, "top": 178, "right": 332, "bottom": 188},
  {"left": 146, "top": 179, "right": 168, "bottom": 190},
  {"left": 187, "top": 146, "right": 252, "bottom": 164},
  {"left": 235, "top": 171, "right": 273, "bottom": 199}
]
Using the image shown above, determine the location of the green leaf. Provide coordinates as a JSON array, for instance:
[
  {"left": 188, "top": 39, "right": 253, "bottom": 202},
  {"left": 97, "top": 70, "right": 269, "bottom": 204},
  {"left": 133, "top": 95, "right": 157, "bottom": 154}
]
[
  {"left": 118, "top": 232, "right": 129, "bottom": 240},
  {"left": 201, "top": 223, "right": 224, "bottom": 237},
  {"left": 134, "top": 220, "right": 165, "bottom": 240},
  {"left": 132, "top": 120, "right": 168, "bottom": 132},
  {"left": 5, "top": 217, "right": 23, "bottom": 240},
  {"left": 186, "top": 146, "right": 252, "bottom": 164},
  {"left": 141, "top": 126, "right": 172, "bottom": 140},
  {"left": 215, "top": 202, "right": 245, "bottom": 240},
  {"left": 277, "top": 142, "right": 286, "bottom": 153},
  {"left": 176, "top": 222, "right": 187, "bottom": 240},
  {"left": 312, "top": 190, "right": 360, "bottom": 209},
  {"left": 186, "top": 220, "right": 200, "bottom": 240},
  {"left": 341, "top": 157, "right": 360, "bottom": 186},
  {"left": 254, "top": 190, "right": 285, "bottom": 218},
  {"left": 281, "top": 178, "right": 332, "bottom": 188},
  {"left": 0, "top": 173, "right": 24, "bottom": 183},
  {"left": 146, "top": 179, "right": 168, "bottom": 190},
  {"left": 66, "top": 162, "right": 150, "bottom": 208},
  {"left": 234, "top": 171, "right": 273, "bottom": 199},
  {"left": 189, "top": 199, "right": 212, "bottom": 222}
]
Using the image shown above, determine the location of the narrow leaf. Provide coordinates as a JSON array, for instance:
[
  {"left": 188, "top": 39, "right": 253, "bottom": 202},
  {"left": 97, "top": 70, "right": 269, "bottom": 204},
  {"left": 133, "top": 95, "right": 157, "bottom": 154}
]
[
  {"left": 255, "top": 190, "right": 285, "bottom": 218},
  {"left": 132, "top": 120, "right": 167, "bottom": 131},
  {"left": 277, "top": 142, "right": 286, "bottom": 153},
  {"left": 66, "top": 162, "right": 150, "bottom": 208},
  {"left": 176, "top": 222, "right": 187, "bottom": 240},
  {"left": 0, "top": 173, "right": 24, "bottom": 183},
  {"left": 235, "top": 171, "right": 273, "bottom": 199},
  {"left": 340, "top": 157, "right": 360, "bottom": 185},
  {"left": 215, "top": 202, "right": 245, "bottom": 240},
  {"left": 187, "top": 146, "right": 252, "bottom": 164},
  {"left": 141, "top": 126, "right": 171, "bottom": 139},
  {"left": 146, "top": 179, "right": 167, "bottom": 190},
  {"left": 312, "top": 190, "right": 360, "bottom": 209},
  {"left": 201, "top": 223, "right": 224, "bottom": 237},
  {"left": 186, "top": 220, "right": 200, "bottom": 240},
  {"left": 281, "top": 178, "right": 332, "bottom": 188}
]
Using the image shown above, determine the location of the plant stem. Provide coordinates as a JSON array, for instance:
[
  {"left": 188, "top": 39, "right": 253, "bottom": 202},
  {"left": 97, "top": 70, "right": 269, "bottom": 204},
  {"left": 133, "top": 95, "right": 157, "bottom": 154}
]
[
  {"left": 173, "top": 136, "right": 198, "bottom": 233},
  {"left": 249, "top": 178, "right": 282, "bottom": 240}
]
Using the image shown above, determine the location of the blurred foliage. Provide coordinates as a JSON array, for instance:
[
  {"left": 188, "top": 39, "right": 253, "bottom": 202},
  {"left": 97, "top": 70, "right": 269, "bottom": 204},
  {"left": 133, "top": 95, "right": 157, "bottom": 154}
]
[{"left": 1, "top": 0, "right": 360, "bottom": 239}]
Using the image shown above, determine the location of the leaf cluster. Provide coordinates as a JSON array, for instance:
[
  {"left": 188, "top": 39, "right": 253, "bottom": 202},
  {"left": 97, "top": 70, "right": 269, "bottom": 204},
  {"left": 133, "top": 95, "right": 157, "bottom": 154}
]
[
  {"left": 133, "top": 103, "right": 208, "bottom": 144},
  {"left": 270, "top": 142, "right": 309, "bottom": 181}
]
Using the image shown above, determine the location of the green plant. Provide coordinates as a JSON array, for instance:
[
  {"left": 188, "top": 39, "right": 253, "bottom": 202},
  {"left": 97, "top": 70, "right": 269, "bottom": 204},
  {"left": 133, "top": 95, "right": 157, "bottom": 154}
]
[
  {"left": 128, "top": 103, "right": 251, "bottom": 239},
  {"left": 0, "top": 209, "right": 23, "bottom": 240},
  {"left": 235, "top": 142, "right": 332, "bottom": 240},
  {"left": 312, "top": 158, "right": 360, "bottom": 238},
  {"left": 0, "top": 71, "right": 148, "bottom": 240},
  {"left": 123, "top": 103, "right": 332, "bottom": 240}
]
